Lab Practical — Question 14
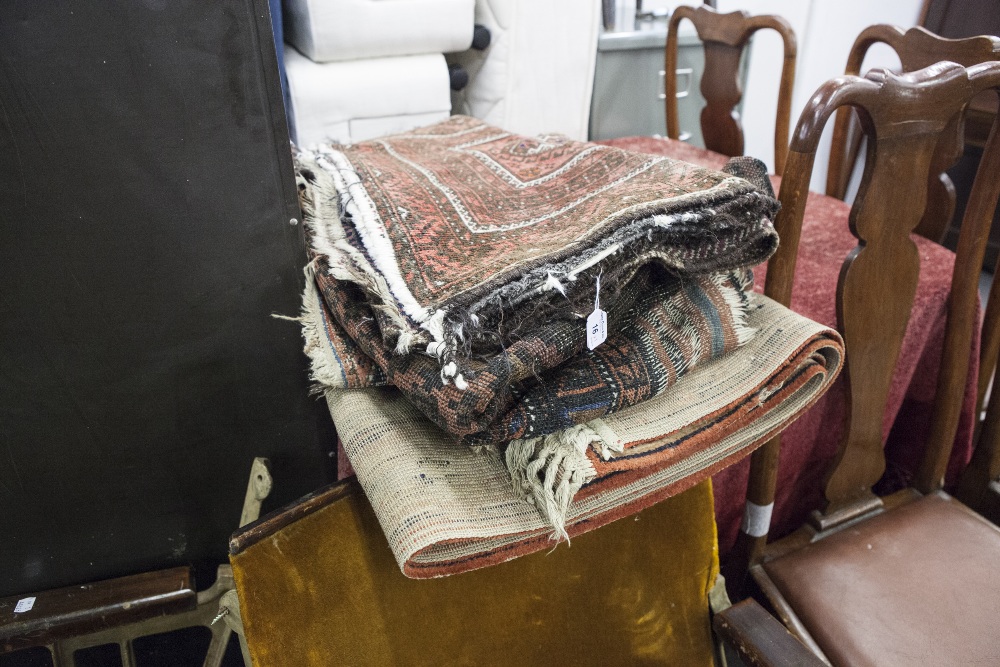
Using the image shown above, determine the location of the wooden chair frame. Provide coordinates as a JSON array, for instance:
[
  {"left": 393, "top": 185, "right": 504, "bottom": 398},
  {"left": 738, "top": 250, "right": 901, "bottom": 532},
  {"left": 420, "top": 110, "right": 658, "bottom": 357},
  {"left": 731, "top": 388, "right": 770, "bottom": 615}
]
[
  {"left": 665, "top": 4, "right": 796, "bottom": 174},
  {"left": 825, "top": 25, "right": 1000, "bottom": 242},
  {"left": 726, "top": 59, "right": 1000, "bottom": 662},
  {"left": 957, "top": 364, "right": 1000, "bottom": 522},
  {"left": 739, "top": 57, "right": 1000, "bottom": 573}
]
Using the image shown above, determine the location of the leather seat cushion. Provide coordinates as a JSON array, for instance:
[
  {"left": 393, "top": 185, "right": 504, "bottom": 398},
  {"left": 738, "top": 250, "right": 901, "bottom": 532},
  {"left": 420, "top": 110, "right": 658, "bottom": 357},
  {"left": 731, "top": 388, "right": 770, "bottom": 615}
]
[{"left": 763, "top": 492, "right": 1000, "bottom": 667}]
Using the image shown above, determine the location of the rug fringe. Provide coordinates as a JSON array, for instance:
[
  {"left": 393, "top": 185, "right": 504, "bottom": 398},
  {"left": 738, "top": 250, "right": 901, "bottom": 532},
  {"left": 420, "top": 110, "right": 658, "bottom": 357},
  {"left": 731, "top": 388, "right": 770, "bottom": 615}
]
[
  {"left": 713, "top": 272, "right": 757, "bottom": 346},
  {"left": 506, "top": 421, "right": 624, "bottom": 542},
  {"left": 298, "top": 264, "right": 349, "bottom": 390}
]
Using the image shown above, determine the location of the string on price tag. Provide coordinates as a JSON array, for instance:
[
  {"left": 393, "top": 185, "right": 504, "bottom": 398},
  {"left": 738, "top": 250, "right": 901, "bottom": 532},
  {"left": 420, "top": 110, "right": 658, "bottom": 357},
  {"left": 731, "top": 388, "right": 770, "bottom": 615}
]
[{"left": 586, "top": 272, "right": 607, "bottom": 350}]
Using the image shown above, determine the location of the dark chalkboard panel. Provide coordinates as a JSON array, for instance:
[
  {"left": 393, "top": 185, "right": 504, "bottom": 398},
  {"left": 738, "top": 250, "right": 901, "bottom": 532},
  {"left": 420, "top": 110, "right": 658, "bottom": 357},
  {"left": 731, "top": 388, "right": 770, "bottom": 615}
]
[{"left": 0, "top": 0, "right": 334, "bottom": 597}]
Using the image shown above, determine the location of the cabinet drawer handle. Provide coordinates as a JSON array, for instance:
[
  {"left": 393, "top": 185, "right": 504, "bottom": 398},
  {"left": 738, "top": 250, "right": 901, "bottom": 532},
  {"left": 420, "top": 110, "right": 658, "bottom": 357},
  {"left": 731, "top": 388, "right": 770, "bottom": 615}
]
[
  {"left": 658, "top": 68, "right": 694, "bottom": 100},
  {"left": 675, "top": 68, "right": 692, "bottom": 98}
]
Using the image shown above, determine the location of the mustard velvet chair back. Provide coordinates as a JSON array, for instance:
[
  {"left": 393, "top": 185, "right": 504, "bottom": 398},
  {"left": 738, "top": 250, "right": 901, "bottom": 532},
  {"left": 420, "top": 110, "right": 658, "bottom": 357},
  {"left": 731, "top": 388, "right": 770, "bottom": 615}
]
[{"left": 229, "top": 477, "right": 722, "bottom": 666}]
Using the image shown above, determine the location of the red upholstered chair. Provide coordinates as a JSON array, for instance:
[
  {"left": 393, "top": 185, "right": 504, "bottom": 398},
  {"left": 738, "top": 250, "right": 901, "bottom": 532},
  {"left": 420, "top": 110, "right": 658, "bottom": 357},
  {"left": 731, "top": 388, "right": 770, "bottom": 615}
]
[
  {"left": 743, "top": 62, "right": 1000, "bottom": 666},
  {"left": 664, "top": 4, "right": 796, "bottom": 175},
  {"left": 824, "top": 25, "right": 1000, "bottom": 243}
]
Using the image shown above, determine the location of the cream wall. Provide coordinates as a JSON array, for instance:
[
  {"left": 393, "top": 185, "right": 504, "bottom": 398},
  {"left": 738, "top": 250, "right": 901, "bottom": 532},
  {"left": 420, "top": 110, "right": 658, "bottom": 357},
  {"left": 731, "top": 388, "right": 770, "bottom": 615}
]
[{"left": 715, "top": 0, "right": 923, "bottom": 190}]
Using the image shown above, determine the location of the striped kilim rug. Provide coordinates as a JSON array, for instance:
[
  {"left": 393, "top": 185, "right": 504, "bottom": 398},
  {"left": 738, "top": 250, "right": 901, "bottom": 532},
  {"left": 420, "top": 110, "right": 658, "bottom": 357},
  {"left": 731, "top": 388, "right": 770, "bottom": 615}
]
[
  {"left": 305, "top": 262, "right": 757, "bottom": 447},
  {"left": 326, "top": 296, "right": 843, "bottom": 577}
]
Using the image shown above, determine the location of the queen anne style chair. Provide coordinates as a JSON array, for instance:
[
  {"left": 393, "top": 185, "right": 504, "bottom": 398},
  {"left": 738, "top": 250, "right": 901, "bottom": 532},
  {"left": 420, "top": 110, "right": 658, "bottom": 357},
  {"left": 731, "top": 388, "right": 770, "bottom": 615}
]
[
  {"left": 665, "top": 4, "right": 797, "bottom": 175},
  {"left": 819, "top": 28, "right": 1000, "bottom": 517},
  {"left": 608, "top": 18, "right": 983, "bottom": 577},
  {"left": 741, "top": 61, "right": 1000, "bottom": 666},
  {"left": 824, "top": 25, "right": 1000, "bottom": 243}
]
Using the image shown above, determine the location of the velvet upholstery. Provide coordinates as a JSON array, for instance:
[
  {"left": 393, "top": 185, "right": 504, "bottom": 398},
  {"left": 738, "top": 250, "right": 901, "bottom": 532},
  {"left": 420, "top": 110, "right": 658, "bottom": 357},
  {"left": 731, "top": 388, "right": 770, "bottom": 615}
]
[
  {"left": 599, "top": 136, "right": 979, "bottom": 557},
  {"left": 231, "top": 478, "right": 721, "bottom": 666}
]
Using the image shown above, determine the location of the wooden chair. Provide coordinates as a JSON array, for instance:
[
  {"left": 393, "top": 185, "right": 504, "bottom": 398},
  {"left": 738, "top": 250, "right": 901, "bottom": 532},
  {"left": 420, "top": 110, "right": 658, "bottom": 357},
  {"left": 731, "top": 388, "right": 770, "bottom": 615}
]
[
  {"left": 822, "top": 21, "right": 1000, "bottom": 546},
  {"left": 957, "top": 348, "right": 1000, "bottom": 524},
  {"left": 957, "top": 249, "right": 1000, "bottom": 522},
  {"left": 825, "top": 25, "right": 1000, "bottom": 243},
  {"left": 227, "top": 475, "right": 823, "bottom": 666},
  {"left": 738, "top": 61, "right": 1000, "bottom": 665},
  {"left": 665, "top": 4, "right": 796, "bottom": 174}
]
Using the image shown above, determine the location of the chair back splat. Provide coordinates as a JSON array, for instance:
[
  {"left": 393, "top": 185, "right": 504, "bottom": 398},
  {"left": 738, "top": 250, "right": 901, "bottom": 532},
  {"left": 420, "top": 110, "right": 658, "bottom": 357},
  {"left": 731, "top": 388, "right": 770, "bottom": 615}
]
[
  {"left": 665, "top": 5, "right": 796, "bottom": 174},
  {"left": 825, "top": 25, "right": 1000, "bottom": 243},
  {"left": 763, "top": 62, "right": 1000, "bottom": 530}
]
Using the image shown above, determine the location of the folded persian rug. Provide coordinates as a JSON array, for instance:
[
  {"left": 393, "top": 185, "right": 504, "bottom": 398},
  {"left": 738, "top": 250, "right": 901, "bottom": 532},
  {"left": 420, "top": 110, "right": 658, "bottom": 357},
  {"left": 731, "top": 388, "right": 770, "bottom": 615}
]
[
  {"left": 325, "top": 296, "right": 844, "bottom": 578},
  {"left": 297, "top": 115, "right": 779, "bottom": 388}
]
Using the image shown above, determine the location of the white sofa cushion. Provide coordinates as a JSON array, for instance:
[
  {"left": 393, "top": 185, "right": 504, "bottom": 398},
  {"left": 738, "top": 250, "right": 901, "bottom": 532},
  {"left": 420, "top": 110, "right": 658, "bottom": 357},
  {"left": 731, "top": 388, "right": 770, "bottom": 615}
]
[
  {"left": 285, "top": 47, "right": 451, "bottom": 146},
  {"left": 285, "top": 0, "right": 474, "bottom": 63},
  {"left": 448, "top": 0, "right": 600, "bottom": 141}
]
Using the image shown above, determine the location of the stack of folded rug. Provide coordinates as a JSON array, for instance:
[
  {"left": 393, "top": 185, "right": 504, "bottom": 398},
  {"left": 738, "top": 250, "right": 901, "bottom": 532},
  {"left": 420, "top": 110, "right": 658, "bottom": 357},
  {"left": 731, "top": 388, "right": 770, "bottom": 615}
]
[{"left": 296, "top": 116, "right": 844, "bottom": 577}]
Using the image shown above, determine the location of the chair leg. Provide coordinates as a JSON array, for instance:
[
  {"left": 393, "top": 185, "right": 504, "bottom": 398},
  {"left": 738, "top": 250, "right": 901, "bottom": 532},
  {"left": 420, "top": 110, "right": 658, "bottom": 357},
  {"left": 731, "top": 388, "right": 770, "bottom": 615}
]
[
  {"left": 709, "top": 574, "right": 734, "bottom": 667},
  {"left": 119, "top": 639, "right": 136, "bottom": 667},
  {"left": 202, "top": 623, "right": 231, "bottom": 667}
]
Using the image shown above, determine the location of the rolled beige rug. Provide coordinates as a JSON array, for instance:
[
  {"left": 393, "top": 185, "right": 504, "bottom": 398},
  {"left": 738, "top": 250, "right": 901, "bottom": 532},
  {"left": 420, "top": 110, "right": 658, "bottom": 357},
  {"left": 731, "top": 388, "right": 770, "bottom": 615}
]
[{"left": 327, "top": 295, "right": 843, "bottom": 578}]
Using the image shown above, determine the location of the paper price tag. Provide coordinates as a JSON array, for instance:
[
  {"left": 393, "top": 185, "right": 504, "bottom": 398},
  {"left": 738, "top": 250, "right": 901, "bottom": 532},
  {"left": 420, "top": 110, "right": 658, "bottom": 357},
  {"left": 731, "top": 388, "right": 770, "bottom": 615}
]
[
  {"left": 587, "top": 308, "right": 607, "bottom": 350},
  {"left": 14, "top": 597, "right": 36, "bottom": 613}
]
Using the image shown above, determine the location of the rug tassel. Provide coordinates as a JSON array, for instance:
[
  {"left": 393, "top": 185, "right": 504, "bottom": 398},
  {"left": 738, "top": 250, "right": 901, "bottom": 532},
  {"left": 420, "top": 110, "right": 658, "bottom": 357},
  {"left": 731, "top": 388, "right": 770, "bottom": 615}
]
[
  {"left": 714, "top": 273, "right": 757, "bottom": 346},
  {"left": 506, "top": 422, "right": 622, "bottom": 542},
  {"left": 298, "top": 265, "right": 348, "bottom": 391}
]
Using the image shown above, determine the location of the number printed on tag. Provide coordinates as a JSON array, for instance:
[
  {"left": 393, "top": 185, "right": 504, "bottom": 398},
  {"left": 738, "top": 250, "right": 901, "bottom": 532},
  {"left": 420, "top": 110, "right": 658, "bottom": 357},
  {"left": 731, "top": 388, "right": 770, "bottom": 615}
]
[
  {"left": 587, "top": 308, "right": 608, "bottom": 350},
  {"left": 14, "top": 597, "right": 36, "bottom": 613}
]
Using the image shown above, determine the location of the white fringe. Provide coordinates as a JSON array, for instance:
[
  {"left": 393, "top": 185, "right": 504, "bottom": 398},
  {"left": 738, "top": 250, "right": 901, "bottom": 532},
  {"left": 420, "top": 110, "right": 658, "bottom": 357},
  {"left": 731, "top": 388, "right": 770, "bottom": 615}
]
[
  {"left": 566, "top": 243, "right": 621, "bottom": 281},
  {"left": 544, "top": 272, "right": 567, "bottom": 296},
  {"left": 422, "top": 309, "right": 447, "bottom": 342},
  {"left": 300, "top": 155, "right": 430, "bottom": 352},
  {"left": 314, "top": 148, "right": 433, "bottom": 326},
  {"left": 426, "top": 341, "right": 448, "bottom": 358},
  {"left": 297, "top": 166, "right": 372, "bottom": 285},
  {"left": 394, "top": 329, "right": 416, "bottom": 355},
  {"left": 713, "top": 274, "right": 757, "bottom": 346},
  {"left": 298, "top": 265, "right": 348, "bottom": 390},
  {"left": 505, "top": 421, "right": 622, "bottom": 542}
]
